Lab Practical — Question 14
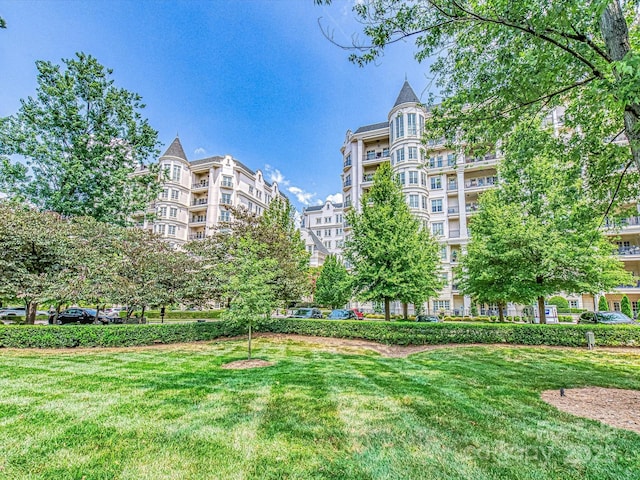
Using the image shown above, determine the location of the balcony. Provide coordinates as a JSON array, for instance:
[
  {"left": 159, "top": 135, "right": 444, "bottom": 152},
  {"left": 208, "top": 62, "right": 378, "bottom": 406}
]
[
  {"left": 466, "top": 153, "right": 497, "bottom": 164},
  {"left": 344, "top": 200, "right": 352, "bottom": 208},
  {"left": 449, "top": 229, "right": 461, "bottom": 238},
  {"left": 218, "top": 215, "right": 231, "bottom": 222},
  {"left": 192, "top": 181, "right": 209, "bottom": 190},
  {"left": 465, "top": 203, "right": 480, "bottom": 213},
  {"left": 617, "top": 280, "right": 640, "bottom": 288},
  {"left": 220, "top": 198, "right": 233, "bottom": 206},
  {"left": 190, "top": 216, "right": 206, "bottom": 225},
  {"left": 220, "top": 180, "right": 234, "bottom": 188},
  {"left": 343, "top": 158, "right": 352, "bottom": 168},
  {"left": 618, "top": 246, "right": 640, "bottom": 256},
  {"left": 448, "top": 206, "right": 459, "bottom": 215},
  {"left": 362, "top": 174, "right": 374, "bottom": 183},
  {"left": 343, "top": 179, "right": 352, "bottom": 188},
  {"left": 188, "top": 233, "right": 206, "bottom": 240},
  {"left": 606, "top": 216, "right": 640, "bottom": 229},
  {"left": 191, "top": 198, "right": 208, "bottom": 206},
  {"left": 447, "top": 182, "right": 457, "bottom": 191}
]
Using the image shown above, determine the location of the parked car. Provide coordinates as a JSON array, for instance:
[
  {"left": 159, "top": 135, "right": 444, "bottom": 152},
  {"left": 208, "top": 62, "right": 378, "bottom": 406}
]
[
  {"left": 327, "top": 309, "right": 357, "bottom": 320},
  {"left": 416, "top": 314, "right": 440, "bottom": 322},
  {"left": 288, "top": 308, "right": 323, "bottom": 319},
  {"left": 49, "top": 308, "right": 114, "bottom": 325},
  {"left": 103, "top": 307, "right": 124, "bottom": 318},
  {"left": 0, "top": 307, "right": 48, "bottom": 319},
  {"left": 351, "top": 308, "right": 364, "bottom": 320},
  {"left": 578, "top": 311, "right": 637, "bottom": 325}
]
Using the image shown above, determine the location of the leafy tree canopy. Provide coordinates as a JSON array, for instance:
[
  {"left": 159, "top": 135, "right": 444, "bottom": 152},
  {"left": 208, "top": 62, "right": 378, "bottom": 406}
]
[
  {"left": 314, "top": 255, "right": 352, "bottom": 309},
  {"left": 0, "top": 53, "right": 162, "bottom": 225}
]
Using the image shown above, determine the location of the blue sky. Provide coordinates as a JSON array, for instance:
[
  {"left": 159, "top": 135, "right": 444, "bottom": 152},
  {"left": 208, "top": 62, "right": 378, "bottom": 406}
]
[{"left": 0, "top": 0, "right": 432, "bottom": 210}]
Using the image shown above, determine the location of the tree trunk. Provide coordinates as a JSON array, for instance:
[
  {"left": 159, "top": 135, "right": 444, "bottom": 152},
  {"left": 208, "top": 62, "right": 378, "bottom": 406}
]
[
  {"left": 25, "top": 301, "right": 37, "bottom": 325},
  {"left": 384, "top": 297, "right": 390, "bottom": 321},
  {"left": 95, "top": 304, "right": 100, "bottom": 324},
  {"left": 140, "top": 306, "right": 146, "bottom": 324},
  {"left": 248, "top": 321, "right": 252, "bottom": 360},
  {"left": 537, "top": 296, "right": 546, "bottom": 324},
  {"left": 600, "top": 1, "right": 640, "bottom": 169},
  {"left": 402, "top": 302, "right": 409, "bottom": 321},
  {"left": 498, "top": 301, "right": 505, "bottom": 323}
]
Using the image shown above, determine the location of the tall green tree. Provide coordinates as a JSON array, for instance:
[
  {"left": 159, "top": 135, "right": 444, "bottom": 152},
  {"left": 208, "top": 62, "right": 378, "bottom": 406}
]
[
  {"left": 314, "top": 255, "right": 351, "bottom": 309},
  {"left": 599, "top": 295, "right": 610, "bottom": 311},
  {"left": 621, "top": 294, "right": 633, "bottom": 317},
  {"left": 345, "top": 162, "right": 442, "bottom": 321},
  {"left": 0, "top": 53, "right": 162, "bottom": 225},
  {"left": 459, "top": 127, "right": 632, "bottom": 323},
  {"left": 322, "top": 0, "right": 639, "bottom": 204}
]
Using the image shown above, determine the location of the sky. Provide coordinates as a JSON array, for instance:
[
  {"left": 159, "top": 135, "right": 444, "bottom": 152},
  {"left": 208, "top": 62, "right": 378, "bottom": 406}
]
[{"left": 0, "top": 0, "right": 433, "bottom": 211}]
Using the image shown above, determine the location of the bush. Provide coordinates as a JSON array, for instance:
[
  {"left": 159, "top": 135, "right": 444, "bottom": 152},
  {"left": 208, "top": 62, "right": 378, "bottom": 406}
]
[
  {"left": 0, "top": 322, "right": 244, "bottom": 348},
  {"left": 557, "top": 308, "right": 586, "bottom": 314},
  {"left": 547, "top": 296, "right": 569, "bottom": 309},
  {"left": 3, "top": 318, "right": 640, "bottom": 349},
  {"left": 129, "top": 310, "right": 224, "bottom": 320},
  {"left": 558, "top": 315, "right": 574, "bottom": 323}
]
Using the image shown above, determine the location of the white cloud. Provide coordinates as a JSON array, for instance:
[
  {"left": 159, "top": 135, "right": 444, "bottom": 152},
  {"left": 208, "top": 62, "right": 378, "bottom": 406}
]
[
  {"left": 264, "top": 164, "right": 290, "bottom": 187},
  {"left": 287, "top": 186, "right": 316, "bottom": 206},
  {"left": 326, "top": 193, "right": 343, "bottom": 204},
  {"left": 194, "top": 147, "right": 206, "bottom": 156}
]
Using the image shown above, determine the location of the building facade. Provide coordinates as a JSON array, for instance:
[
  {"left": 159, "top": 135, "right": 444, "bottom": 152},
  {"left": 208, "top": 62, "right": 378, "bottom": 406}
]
[
  {"left": 133, "top": 137, "right": 285, "bottom": 247},
  {"left": 339, "top": 80, "right": 638, "bottom": 316}
]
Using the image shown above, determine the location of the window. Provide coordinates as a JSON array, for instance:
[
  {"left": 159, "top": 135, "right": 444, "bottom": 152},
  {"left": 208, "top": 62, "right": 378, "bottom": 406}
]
[
  {"left": 432, "top": 223, "right": 444, "bottom": 236},
  {"left": 367, "top": 149, "right": 376, "bottom": 160},
  {"left": 156, "top": 224, "right": 166, "bottom": 234},
  {"left": 382, "top": 148, "right": 390, "bottom": 157},
  {"left": 325, "top": 229, "right": 332, "bottom": 237},
  {"left": 169, "top": 207, "right": 178, "bottom": 218},
  {"left": 172, "top": 165, "right": 181, "bottom": 182},
  {"left": 433, "top": 300, "right": 450, "bottom": 312},
  {"left": 249, "top": 186, "right": 254, "bottom": 195},
  {"left": 569, "top": 300, "right": 579, "bottom": 309},
  {"left": 430, "top": 176, "right": 442, "bottom": 189},
  {"left": 345, "top": 194, "right": 351, "bottom": 207},
  {"left": 325, "top": 217, "right": 331, "bottom": 223},
  {"left": 429, "top": 157, "right": 443, "bottom": 168},
  {"left": 421, "top": 172, "right": 427, "bottom": 186},
  {"left": 158, "top": 206, "right": 167, "bottom": 217},
  {"left": 257, "top": 191, "right": 262, "bottom": 199},
  {"left": 324, "top": 241, "right": 332, "bottom": 248},
  {"left": 161, "top": 188, "right": 169, "bottom": 199},
  {"left": 335, "top": 228, "right": 343, "bottom": 235},
  {"left": 221, "top": 193, "right": 232, "bottom": 205},
  {"left": 316, "top": 218, "right": 321, "bottom": 225},
  {"left": 408, "top": 146, "right": 418, "bottom": 160},
  {"left": 168, "top": 225, "right": 176, "bottom": 236},
  {"left": 335, "top": 214, "right": 343, "bottom": 223},
  {"left": 390, "top": 121, "right": 394, "bottom": 141},
  {"left": 248, "top": 201, "right": 254, "bottom": 211},
  {"left": 222, "top": 175, "right": 233, "bottom": 187},
  {"left": 336, "top": 240, "right": 344, "bottom": 248},
  {"left": 419, "top": 114, "right": 425, "bottom": 135},
  {"left": 219, "top": 210, "right": 230, "bottom": 222},
  {"left": 409, "top": 194, "right": 419, "bottom": 208},
  {"left": 395, "top": 114, "right": 404, "bottom": 138},
  {"left": 422, "top": 195, "right": 427, "bottom": 209},
  {"left": 396, "top": 147, "right": 405, "bottom": 162},
  {"left": 447, "top": 153, "right": 456, "bottom": 167},
  {"left": 397, "top": 172, "right": 406, "bottom": 185},
  {"left": 420, "top": 149, "right": 426, "bottom": 161},
  {"left": 409, "top": 171, "right": 418, "bottom": 184},
  {"left": 431, "top": 199, "right": 443, "bottom": 213},
  {"left": 344, "top": 174, "right": 351, "bottom": 187},
  {"left": 171, "top": 189, "right": 179, "bottom": 200},
  {"left": 316, "top": 230, "right": 322, "bottom": 237},
  {"left": 407, "top": 113, "right": 417, "bottom": 136},
  {"left": 344, "top": 154, "right": 352, "bottom": 167},
  {"left": 440, "top": 245, "right": 447, "bottom": 260}
]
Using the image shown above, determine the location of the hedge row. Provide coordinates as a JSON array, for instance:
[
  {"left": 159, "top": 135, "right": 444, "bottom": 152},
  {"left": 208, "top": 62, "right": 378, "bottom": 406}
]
[
  {"left": 254, "top": 318, "right": 640, "bottom": 348},
  {"left": 0, "top": 322, "right": 244, "bottom": 348},
  {"left": 125, "top": 310, "right": 224, "bottom": 319},
  {"left": 1, "top": 318, "right": 640, "bottom": 349}
]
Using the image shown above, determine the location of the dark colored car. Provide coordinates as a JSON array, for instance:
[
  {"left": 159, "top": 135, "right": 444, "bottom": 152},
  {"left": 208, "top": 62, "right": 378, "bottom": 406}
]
[
  {"left": 416, "top": 314, "right": 440, "bottom": 322},
  {"left": 578, "top": 311, "right": 637, "bottom": 325},
  {"left": 288, "top": 308, "right": 323, "bottom": 319},
  {"left": 327, "top": 309, "right": 357, "bottom": 320},
  {"left": 351, "top": 308, "right": 364, "bottom": 320},
  {"left": 49, "top": 308, "right": 114, "bottom": 325}
]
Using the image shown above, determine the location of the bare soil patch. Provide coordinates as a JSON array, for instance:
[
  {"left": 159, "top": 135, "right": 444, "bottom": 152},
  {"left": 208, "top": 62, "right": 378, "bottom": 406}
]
[
  {"left": 541, "top": 387, "right": 640, "bottom": 435},
  {"left": 221, "top": 359, "right": 275, "bottom": 370}
]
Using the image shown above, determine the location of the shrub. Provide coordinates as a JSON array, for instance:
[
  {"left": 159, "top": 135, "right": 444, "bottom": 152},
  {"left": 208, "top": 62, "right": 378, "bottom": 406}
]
[
  {"left": 558, "top": 315, "right": 574, "bottom": 323},
  {"left": 621, "top": 295, "right": 632, "bottom": 318},
  {"left": 547, "top": 296, "right": 569, "bottom": 309},
  {"left": 132, "top": 310, "right": 224, "bottom": 320},
  {"left": 598, "top": 296, "right": 609, "bottom": 311}
]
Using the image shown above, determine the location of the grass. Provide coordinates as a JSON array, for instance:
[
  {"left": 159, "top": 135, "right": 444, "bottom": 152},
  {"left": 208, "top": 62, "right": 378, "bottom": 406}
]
[{"left": 0, "top": 339, "right": 639, "bottom": 479}]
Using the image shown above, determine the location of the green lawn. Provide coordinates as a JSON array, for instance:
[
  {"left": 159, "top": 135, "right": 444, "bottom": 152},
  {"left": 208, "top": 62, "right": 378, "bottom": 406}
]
[{"left": 0, "top": 339, "right": 639, "bottom": 479}]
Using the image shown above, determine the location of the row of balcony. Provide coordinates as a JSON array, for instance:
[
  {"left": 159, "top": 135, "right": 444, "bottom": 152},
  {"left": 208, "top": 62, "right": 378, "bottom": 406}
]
[
  {"left": 192, "top": 180, "right": 234, "bottom": 189},
  {"left": 605, "top": 216, "right": 640, "bottom": 229},
  {"left": 191, "top": 198, "right": 233, "bottom": 206}
]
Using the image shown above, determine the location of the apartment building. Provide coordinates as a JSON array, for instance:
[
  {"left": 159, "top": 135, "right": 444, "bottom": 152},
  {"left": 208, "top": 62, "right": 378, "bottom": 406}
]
[
  {"left": 133, "top": 137, "right": 285, "bottom": 246},
  {"left": 340, "top": 80, "right": 609, "bottom": 316},
  {"left": 300, "top": 200, "right": 345, "bottom": 260}
]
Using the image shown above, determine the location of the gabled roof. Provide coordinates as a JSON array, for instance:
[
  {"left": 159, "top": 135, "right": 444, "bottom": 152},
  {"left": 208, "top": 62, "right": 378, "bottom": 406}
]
[
  {"left": 393, "top": 80, "right": 420, "bottom": 108},
  {"left": 162, "top": 137, "right": 188, "bottom": 161},
  {"left": 306, "top": 229, "right": 330, "bottom": 255},
  {"left": 354, "top": 121, "right": 389, "bottom": 134}
]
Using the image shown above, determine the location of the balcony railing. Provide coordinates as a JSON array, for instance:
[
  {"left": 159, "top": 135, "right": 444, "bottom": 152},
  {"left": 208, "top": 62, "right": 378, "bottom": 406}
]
[
  {"left": 466, "top": 153, "right": 497, "bottom": 164},
  {"left": 365, "top": 150, "right": 390, "bottom": 161},
  {"left": 343, "top": 179, "right": 352, "bottom": 187},
  {"left": 192, "top": 181, "right": 209, "bottom": 189},
  {"left": 344, "top": 200, "right": 352, "bottom": 208},
  {"left": 190, "top": 216, "right": 206, "bottom": 224},
  {"left": 448, "top": 206, "right": 459, "bottom": 214},
  {"left": 192, "top": 198, "right": 208, "bottom": 206},
  {"left": 617, "top": 280, "right": 640, "bottom": 288},
  {"left": 449, "top": 229, "right": 461, "bottom": 238},
  {"left": 465, "top": 203, "right": 480, "bottom": 213},
  {"left": 618, "top": 246, "right": 640, "bottom": 255},
  {"left": 344, "top": 158, "right": 352, "bottom": 168},
  {"left": 363, "top": 174, "right": 374, "bottom": 182},
  {"left": 220, "top": 198, "right": 233, "bottom": 205},
  {"left": 447, "top": 182, "right": 457, "bottom": 191},
  {"left": 218, "top": 215, "right": 231, "bottom": 222},
  {"left": 188, "top": 233, "right": 206, "bottom": 240},
  {"left": 605, "top": 216, "right": 640, "bottom": 228},
  {"left": 221, "top": 180, "right": 233, "bottom": 188}
]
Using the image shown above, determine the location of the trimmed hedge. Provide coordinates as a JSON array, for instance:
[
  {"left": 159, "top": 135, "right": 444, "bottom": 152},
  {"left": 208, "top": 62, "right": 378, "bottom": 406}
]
[
  {"left": 0, "top": 322, "right": 244, "bottom": 348},
  {"left": 254, "top": 318, "right": 640, "bottom": 348},
  {"left": 126, "top": 310, "right": 224, "bottom": 320},
  {"left": 1, "top": 318, "right": 640, "bottom": 348}
]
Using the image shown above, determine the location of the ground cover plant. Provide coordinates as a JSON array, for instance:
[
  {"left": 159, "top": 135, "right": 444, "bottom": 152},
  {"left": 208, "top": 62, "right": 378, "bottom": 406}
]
[{"left": 0, "top": 339, "right": 639, "bottom": 479}]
